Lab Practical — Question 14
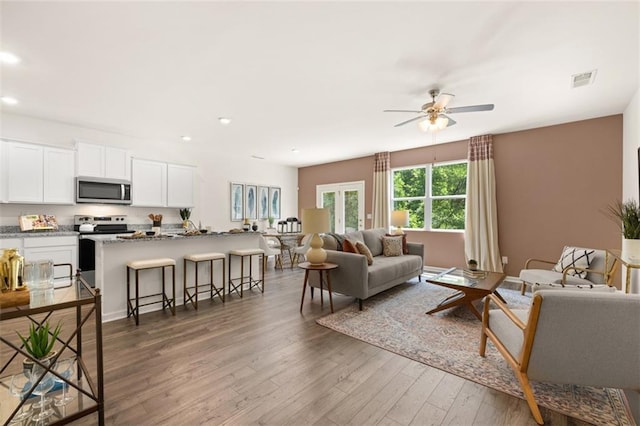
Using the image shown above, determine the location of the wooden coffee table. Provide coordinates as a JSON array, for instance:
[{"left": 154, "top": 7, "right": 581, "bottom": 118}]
[{"left": 425, "top": 268, "right": 506, "bottom": 320}]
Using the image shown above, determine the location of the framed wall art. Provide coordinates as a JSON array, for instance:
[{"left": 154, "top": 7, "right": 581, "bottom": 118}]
[
  {"left": 230, "top": 182, "right": 244, "bottom": 221},
  {"left": 269, "top": 187, "right": 281, "bottom": 219},
  {"left": 245, "top": 185, "right": 257, "bottom": 220},
  {"left": 258, "top": 186, "right": 269, "bottom": 219}
]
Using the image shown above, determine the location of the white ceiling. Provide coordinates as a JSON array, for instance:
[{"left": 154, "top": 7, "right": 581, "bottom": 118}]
[{"left": 1, "top": 1, "right": 638, "bottom": 168}]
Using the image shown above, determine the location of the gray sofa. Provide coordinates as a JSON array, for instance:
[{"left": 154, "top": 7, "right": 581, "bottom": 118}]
[{"left": 308, "top": 228, "right": 424, "bottom": 309}]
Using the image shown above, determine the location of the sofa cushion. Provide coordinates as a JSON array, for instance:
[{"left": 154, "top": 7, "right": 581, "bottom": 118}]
[
  {"left": 321, "top": 234, "right": 339, "bottom": 251},
  {"left": 362, "top": 228, "right": 387, "bottom": 256},
  {"left": 367, "top": 255, "right": 423, "bottom": 289},
  {"left": 552, "top": 247, "right": 595, "bottom": 279},
  {"left": 343, "top": 239, "right": 358, "bottom": 254},
  {"left": 343, "top": 230, "right": 365, "bottom": 244},
  {"left": 382, "top": 236, "right": 403, "bottom": 257},
  {"left": 355, "top": 241, "right": 374, "bottom": 265}
]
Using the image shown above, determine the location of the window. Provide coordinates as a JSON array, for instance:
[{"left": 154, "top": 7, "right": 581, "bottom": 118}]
[{"left": 392, "top": 161, "right": 467, "bottom": 230}]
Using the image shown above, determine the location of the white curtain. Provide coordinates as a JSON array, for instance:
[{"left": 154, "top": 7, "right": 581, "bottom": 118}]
[
  {"left": 372, "top": 152, "right": 390, "bottom": 229},
  {"left": 465, "top": 135, "right": 503, "bottom": 272}
]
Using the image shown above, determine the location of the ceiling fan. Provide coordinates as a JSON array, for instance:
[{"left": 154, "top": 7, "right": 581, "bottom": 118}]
[{"left": 384, "top": 89, "right": 494, "bottom": 131}]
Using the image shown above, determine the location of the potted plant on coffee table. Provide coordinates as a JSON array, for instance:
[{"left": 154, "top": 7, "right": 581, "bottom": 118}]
[{"left": 17, "top": 320, "right": 62, "bottom": 372}]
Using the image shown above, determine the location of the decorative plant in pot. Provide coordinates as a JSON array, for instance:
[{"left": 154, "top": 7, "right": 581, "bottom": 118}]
[
  {"left": 606, "top": 199, "right": 640, "bottom": 259},
  {"left": 179, "top": 208, "right": 192, "bottom": 228},
  {"left": 17, "top": 320, "right": 62, "bottom": 372},
  {"left": 268, "top": 216, "right": 275, "bottom": 228}
]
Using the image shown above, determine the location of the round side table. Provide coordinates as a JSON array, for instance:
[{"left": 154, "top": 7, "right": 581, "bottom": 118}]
[{"left": 298, "top": 261, "right": 338, "bottom": 313}]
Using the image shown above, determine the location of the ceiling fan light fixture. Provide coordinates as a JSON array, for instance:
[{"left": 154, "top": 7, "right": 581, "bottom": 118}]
[{"left": 418, "top": 115, "right": 448, "bottom": 132}]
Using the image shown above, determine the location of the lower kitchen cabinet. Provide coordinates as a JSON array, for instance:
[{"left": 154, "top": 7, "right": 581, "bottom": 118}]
[{"left": 23, "top": 236, "right": 78, "bottom": 280}]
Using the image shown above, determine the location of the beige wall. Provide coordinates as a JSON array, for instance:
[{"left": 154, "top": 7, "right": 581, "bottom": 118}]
[{"left": 298, "top": 115, "right": 623, "bottom": 281}]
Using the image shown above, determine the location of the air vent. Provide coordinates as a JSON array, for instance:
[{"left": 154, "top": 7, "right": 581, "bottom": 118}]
[{"left": 571, "top": 70, "right": 597, "bottom": 88}]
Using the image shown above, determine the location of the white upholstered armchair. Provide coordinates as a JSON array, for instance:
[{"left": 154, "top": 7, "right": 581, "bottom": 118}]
[
  {"left": 519, "top": 246, "right": 616, "bottom": 294},
  {"left": 480, "top": 290, "right": 640, "bottom": 424}
]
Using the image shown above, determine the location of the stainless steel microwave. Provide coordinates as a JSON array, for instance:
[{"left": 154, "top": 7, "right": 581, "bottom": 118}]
[{"left": 76, "top": 177, "right": 132, "bottom": 204}]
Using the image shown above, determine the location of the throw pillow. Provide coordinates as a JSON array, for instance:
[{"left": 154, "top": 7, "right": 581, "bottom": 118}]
[
  {"left": 382, "top": 236, "right": 403, "bottom": 257},
  {"left": 355, "top": 241, "right": 374, "bottom": 265},
  {"left": 342, "top": 239, "right": 358, "bottom": 254},
  {"left": 385, "top": 233, "right": 408, "bottom": 254},
  {"left": 552, "top": 247, "right": 595, "bottom": 279}
]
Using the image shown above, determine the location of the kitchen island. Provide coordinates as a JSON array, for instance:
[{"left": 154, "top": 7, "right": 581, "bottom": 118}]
[{"left": 92, "top": 232, "right": 262, "bottom": 322}]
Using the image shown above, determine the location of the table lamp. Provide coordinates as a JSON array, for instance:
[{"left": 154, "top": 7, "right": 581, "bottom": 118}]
[
  {"left": 391, "top": 210, "right": 409, "bottom": 235},
  {"left": 301, "top": 208, "right": 330, "bottom": 265}
]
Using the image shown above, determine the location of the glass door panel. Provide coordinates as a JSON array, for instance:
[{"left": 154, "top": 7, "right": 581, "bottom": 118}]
[
  {"left": 321, "top": 191, "right": 336, "bottom": 233},
  {"left": 317, "top": 181, "right": 364, "bottom": 234}
]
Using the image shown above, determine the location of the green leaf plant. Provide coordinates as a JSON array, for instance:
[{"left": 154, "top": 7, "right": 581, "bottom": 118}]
[
  {"left": 16, "top": 321, "right": 62, "bottom": 359},
  {"left": 606, "top": 199, "right": 640, "bottom": 239}
]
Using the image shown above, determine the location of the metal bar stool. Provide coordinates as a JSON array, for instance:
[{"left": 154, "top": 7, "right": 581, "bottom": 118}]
[
  {"left": 183, "top": 252, "right": 226, "bottom": 309},
  {"left": 126, "top": 258, "right": 176, "bottom": 325},
  {"left": 228, "top": 248, "right": 265, "bottom": 298}
]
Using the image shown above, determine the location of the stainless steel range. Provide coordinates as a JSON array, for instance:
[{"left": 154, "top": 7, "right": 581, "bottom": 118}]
[{"left": 76, "top": 215, "right": 134, "bottom": 285}]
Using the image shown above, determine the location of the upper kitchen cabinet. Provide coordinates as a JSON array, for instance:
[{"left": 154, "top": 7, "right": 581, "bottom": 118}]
[
  {"left": 1, "top": 141, "right": 75, "bottom": 204},
  {"left": 44, "top": 147, "right": 75, "bottom": 203},
  {"left": 131, "top": 159, "right": 195, "bottom": 208},
  {"left": 131, "top": 158, "right": 167, "bottom": 207},
  {"left": 76, "top": 141, "right": 130, "bottom": 180},
  {"left": 167, "top": 164, "right": 195, "bottom": 208}
]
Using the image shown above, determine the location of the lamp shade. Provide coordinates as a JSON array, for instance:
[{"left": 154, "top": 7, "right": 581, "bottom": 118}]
[
  {"left": 301, "top": 208, "right": 330, "bottom": 265},
  {"left": 301, "top": 208, "right": 330, "bottom": 234},
  {"left": 391, "top": 210, "right": 409, "bottom": 227}
]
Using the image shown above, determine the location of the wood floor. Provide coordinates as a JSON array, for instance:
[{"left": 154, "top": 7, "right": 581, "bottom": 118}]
[{"left": 11, "top": 264, "right": 592, "bottom": 425}]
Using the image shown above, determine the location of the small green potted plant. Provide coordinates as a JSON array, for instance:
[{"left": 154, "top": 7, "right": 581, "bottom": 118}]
[
  {"left": 606, "top": 199, "right": 640, "bottom": 259},
  {"left": 268, "top": 216, "right": 275, "bottom": 228},
  {"left": 17, "top": 320, "right": 62, "bottom": 372},
  {"left": 179, "top": 208, "right": 191, "bottom": 228}
]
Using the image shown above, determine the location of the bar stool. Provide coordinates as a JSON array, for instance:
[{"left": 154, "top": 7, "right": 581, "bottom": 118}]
[
  {"left": 228, "top": 248, "right": 265, "bottom": 298},
  {"left": 126, "top": 258, "right": 176, "bottom": 325},
  {"left": 183, "top": 252, "right": 226, "bottom": 309}
]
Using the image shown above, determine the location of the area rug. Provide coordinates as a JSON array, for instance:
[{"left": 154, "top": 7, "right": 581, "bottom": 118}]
[{"left": 316, "top": 280, "right": 633, "bottom": 425}]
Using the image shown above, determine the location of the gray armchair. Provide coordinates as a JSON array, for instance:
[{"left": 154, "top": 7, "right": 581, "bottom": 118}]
[{"left": 479, "top": 290, "right": 640, "bottom": 424}]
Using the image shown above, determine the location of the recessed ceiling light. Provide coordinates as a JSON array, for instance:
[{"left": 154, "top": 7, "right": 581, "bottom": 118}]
[
  {"left": 0, "top": 52, "right": 20, "bottom": 65},
  {"left": 218, "top": 117, "right": 231, "bottom": 125},
  {"left": 1, "top": 97, "right": 18, "bottom": 105},
  {"left": 181, "top": 136, "right": 192, "bottom": 142},
  {"left": 291, "top": 148, "right": 300, "bottom": 153}
]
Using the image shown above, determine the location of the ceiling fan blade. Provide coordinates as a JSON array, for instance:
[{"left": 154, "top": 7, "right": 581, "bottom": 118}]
[
  {"left": 384, "top": 109, "right": 422, "bottom": 113},
  {"left": 441, "top": 114, "right": 456, "bottom": 127},
  {"left": 446, "top": 104, "right": 494, "bottom": 114},
  {"left": 434, "top": 93, "right": 454, "bottom": 109},
  {"left": 394, "top": 115, "right": 425, "bottom": 127}
]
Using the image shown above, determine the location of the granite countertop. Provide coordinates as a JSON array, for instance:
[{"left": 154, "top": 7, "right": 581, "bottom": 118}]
[
  {"left": 101, "top": 231, "right": 259, "bottom": 244},
  {"left": 0, "top": 230, "right": 79, "bottom": 238}
]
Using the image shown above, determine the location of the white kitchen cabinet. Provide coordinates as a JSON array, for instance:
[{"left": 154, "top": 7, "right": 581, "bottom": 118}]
[
  {"left": 2, "top": 141, "right": 75, "bottom": 204},
  {"left": 0, "top": 238, "right": 23, "bottom": 252},
  {"left": 23, "top": 236, "right": 78, "bottom": 280},
  {"left": 6, "top": 142, "right": 44, "bottom": 203},
  {"left": 76, "top": 141, "right": 130, "bottom": 180},
  {"left": 167, "top": 164, "right": 195, "bottom": 207},
  {"left": 43, "top": 147, "right": 75, "bottom": 204},
  {"left": 132, "top": 159, "right": 167, "bottom": 207}
]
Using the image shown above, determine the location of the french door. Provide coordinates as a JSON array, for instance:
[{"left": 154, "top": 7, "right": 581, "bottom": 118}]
[{"left": 316, "top": 181, "right": 364, "bottom": 234}]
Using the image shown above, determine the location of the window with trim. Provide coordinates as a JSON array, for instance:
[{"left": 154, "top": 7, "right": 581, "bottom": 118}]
[{"left": 392, "top": 161, "right": 467, "bottom": 230}]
